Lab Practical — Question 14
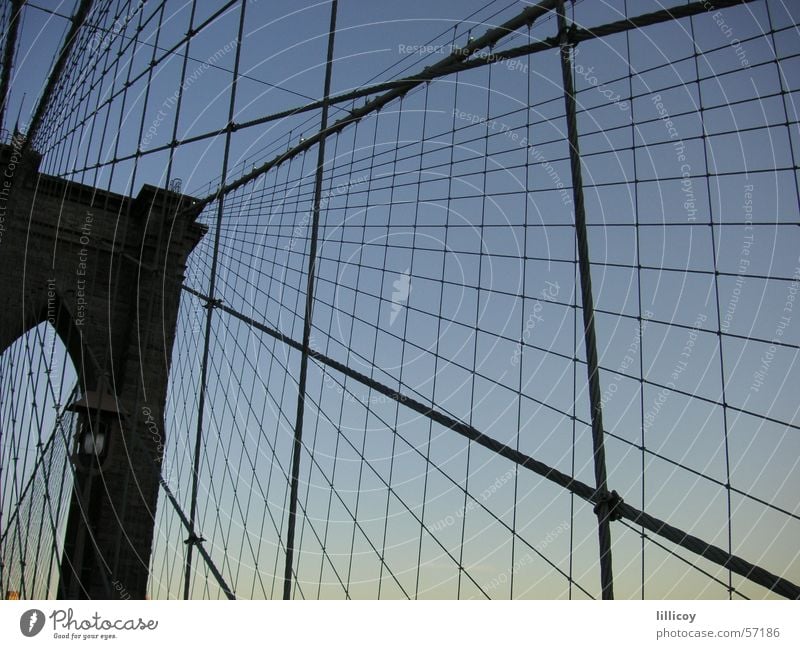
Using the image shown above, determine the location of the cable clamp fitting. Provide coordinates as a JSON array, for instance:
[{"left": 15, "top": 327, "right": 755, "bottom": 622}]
[{"left": 593, "top": 490, "right": 623, "bottom": 522}]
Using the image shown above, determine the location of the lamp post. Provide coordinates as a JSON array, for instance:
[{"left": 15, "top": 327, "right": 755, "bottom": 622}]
[
  {"left": 66, "top": 388, "right": 120, "bottom": 472},
  {"left": 58, "top": 385, "right": 123, "bottom": 598}
]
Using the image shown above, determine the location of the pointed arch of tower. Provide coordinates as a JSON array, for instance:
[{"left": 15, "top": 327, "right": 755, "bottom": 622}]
[
  {"left": 0, "top": 142, "right": 205, "bottom": 598},
  {"left": 0, "top": 318, "right": 78, "bottom": 600}
]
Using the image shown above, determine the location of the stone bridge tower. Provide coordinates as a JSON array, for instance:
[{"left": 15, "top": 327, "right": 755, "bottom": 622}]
[{"left": 0, "top": 136, "right": 205, "bottom": 599}]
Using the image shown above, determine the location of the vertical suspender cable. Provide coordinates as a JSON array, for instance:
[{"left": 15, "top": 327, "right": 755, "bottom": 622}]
[
  {"left": 0, "top": 0, "right": 24, "bottom": 132},
  {"left": 556, "top": 0, "right": 616, "bottom": 599},
  {"left": 184, "top": 0, "right": 248, "bottom": 600},
  {"left": 283, "top": 0, "right": 338, "bottom": 601}
]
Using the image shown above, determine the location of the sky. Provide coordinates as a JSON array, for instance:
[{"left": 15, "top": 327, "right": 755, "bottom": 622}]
[{"left": 1, "top": 0, "right": 799, "bottom": 601}]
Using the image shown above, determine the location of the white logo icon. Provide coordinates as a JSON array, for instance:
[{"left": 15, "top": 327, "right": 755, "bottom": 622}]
[
  {"left": 20, "top": 609, "right": 45, "bottom": 637},
  {"left": 389, "top": 268, "right": 412, "bottom": 326}
]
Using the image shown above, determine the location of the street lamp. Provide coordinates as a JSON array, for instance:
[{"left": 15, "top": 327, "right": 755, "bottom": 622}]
[{"left": 66, "top": 388, "right": 122, "bottom": 471}]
